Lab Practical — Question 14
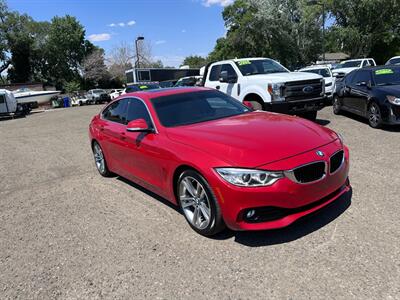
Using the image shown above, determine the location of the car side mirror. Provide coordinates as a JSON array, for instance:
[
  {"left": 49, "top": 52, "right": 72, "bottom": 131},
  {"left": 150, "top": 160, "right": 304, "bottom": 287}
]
[
  {"left": 219, "top": 71, "right": 228, "bottom": 83},
  {"left": 126, "top": 118, "right": 153, "bottom": 133},
  {"left": 219, "top": 71, "right": 238, "bottom": 83},
  {"left": 357, "top": 81, "right": 368, "bottom": 87}
]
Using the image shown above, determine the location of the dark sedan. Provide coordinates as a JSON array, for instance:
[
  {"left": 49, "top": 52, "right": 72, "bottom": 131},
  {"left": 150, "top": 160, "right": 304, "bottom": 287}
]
[{"left": 333, "top": 66, "right": 400, "bottom": 128}]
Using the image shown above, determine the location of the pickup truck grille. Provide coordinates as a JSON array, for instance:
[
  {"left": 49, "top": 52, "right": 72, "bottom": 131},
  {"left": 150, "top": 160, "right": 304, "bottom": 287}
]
[{"left": 283, "top": 79, "right": 323, "bottom": 102}]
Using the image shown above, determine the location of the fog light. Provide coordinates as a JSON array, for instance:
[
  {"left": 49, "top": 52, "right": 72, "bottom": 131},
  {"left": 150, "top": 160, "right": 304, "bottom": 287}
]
[{"left": 246, "top": 210, "right": 256, "bottom": 219}]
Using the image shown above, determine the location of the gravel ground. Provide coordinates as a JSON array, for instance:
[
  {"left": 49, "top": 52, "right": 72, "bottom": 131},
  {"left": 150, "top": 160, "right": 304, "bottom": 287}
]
[{"left": 0, "top": 105, "right": 399, "bottom": 299}]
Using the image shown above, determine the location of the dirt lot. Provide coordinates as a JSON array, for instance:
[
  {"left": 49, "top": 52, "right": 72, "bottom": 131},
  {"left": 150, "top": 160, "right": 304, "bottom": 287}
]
[{"left": 0, "top": 105, "right": 399, "bottom": 299}]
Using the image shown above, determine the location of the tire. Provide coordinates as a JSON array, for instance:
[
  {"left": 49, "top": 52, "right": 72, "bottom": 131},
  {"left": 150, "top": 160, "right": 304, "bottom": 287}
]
[
  {"left": 177, "top": 170, "right": 225, "bottom": 236},
  {"left": 300, "top": 111, "right": 317, "bottom": 121},
  {"left": 333, "top": 96, "right": 342, "bottom": 115},
  {"left": 92, "top": 141, "right": 113, "bottom": 177},
  {"left": 248, "top": 100, "right": 263, "bottom": 111},
  {"left": 368, "top": 102, "right": 383, "bottom": 129}
]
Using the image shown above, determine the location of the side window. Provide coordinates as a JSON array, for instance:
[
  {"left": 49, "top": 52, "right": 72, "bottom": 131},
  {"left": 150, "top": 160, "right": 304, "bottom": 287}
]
[
  {"left": 102, "top": 99, "right": 128, "bottom": 124},
  {"left": 368, "top": 59, "right": 375, "bottom": 66},
  {"left": 362, "top": 60, "right": 368, "bottom": 67},
  {"left": 0, "top": 94, "right": 5, "bottom": 104},
  {"left": 345, "top": 71, "right": 356, "bottom": 85},
  {"left": 209, "top": 65, "right": 222, "bottom": 81},
  {"left": 221, "top": 64, "right": 237, "bottom": 78},
  {"left": 353, "top": 71, "right": 371, "bottom": 85},
  {"left": 126, "top": 98, "right": 153, "bottom": 127}
]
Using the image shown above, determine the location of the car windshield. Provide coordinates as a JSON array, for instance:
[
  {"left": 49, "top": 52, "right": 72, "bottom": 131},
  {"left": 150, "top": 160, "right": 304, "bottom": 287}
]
[
  {"left": 388, "top": 58, "right": 400, "bottom": 65},
  {"left": 235, "top": 59, "right": 288, "bottom": 76},
  {"left": 336, "top": 61, "right": 362, "bottom": 69},
  {"left": 151, "top": 90, "right": 250, "bottom": 127},
  {"left": 93, "top": 89, "right": 105, "bottom": 93},
  {"left": 301, "top": 68, "right": 330, "bottom": 78},
  {"left": 373, "top": 68, "right": 400, "bottom": 86}
]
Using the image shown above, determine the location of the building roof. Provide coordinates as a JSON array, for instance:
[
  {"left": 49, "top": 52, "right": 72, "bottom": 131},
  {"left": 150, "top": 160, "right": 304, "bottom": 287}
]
[{"left": 319, "top": 52, "right": 350, "bottom": 61}]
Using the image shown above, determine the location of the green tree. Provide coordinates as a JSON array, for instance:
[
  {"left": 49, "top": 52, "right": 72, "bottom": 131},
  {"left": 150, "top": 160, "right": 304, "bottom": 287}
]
[
  {"left": 182, "top": 55, "right": 208, "bottom": 68},
  {"left": 326, "top": 0, "right": 400, "bottom": 63},
  {"left": 208, "top": 0, "right": 322, "bottom": 69},
  {"left": 44, "top": 15, "right": 87, "bottom": 88}
]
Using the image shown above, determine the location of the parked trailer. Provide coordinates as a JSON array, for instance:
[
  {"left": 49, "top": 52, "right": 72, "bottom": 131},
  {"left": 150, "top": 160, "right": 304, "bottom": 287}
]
[
  {"left": 125, "top": 68, "right": 200, "bottom": 84},
  {"left": 0, "top": 89, "right": 30, "bottom": 117}
]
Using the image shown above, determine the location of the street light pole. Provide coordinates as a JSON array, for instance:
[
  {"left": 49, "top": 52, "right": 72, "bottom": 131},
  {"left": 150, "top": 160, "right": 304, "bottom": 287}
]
[
  {"left": 322, "top": 2, "right": 325, "bottom": 62},
  {"left": 135, "top": 36, "right": 144, "bottom": 68}
]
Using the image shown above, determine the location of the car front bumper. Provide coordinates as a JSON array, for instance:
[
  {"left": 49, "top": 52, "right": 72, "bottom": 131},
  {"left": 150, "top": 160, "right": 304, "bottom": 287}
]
[
  {"left": 265, "top": 97, "right": 326, "bottom": 114},
  {"left": 209, "top": 141, "right": 350, "bottom": 231}
]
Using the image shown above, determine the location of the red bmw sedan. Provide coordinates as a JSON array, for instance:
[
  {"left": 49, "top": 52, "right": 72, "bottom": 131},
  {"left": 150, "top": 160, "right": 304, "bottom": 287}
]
[{"left": 89, "top": 87, "right": 351, "bottom": 236}]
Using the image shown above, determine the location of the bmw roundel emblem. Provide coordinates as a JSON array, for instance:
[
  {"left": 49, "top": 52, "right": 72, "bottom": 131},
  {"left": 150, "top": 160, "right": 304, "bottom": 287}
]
[{"left": 316, "top": 150, "right": 325, "bottom": 157}]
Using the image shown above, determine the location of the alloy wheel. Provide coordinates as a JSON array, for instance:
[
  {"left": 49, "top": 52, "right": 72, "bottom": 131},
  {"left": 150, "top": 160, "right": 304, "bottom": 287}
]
[
  {"left": 93, "top": 143, "right": 105, "bottom": 174},
  {"left": 179, "top": 177, "right": 211, "bottom": 230},
  {"left": 369, "top": 103, "right": 381, "bottom": 128}
]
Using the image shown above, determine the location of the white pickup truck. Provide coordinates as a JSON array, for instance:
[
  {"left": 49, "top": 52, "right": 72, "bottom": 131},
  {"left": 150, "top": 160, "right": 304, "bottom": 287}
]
[{"left": 203, "top": 58, "right": 326, "bottom": 120}]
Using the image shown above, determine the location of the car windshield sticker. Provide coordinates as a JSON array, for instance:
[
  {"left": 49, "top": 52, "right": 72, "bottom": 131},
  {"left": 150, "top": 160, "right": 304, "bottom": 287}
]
[
  {"left": 375, "top": 69, "right": 394, "bottom": 75},
  {"left": 139, "top": 85, "right": 148, "bottom": 89},
  {"left": 238, "top": 60, "right": 251, "bottom": 66}
]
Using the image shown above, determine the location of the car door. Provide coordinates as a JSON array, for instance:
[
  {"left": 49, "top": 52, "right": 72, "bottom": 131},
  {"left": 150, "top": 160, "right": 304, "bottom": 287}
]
[
  {"left": 340, "top": 71, "right": 357, "bottom": 109},
  {"left": 99, "top": 98, "right": 129, "bottom": 174},
  {"left": 218, "top": 63, "right": 239, "bottom": 98},
  {"left": 348, "top": 70, "right": 371, "bottom": 113},
  {"left": 120, "top": 98, "right": 166, "bottom": 196},
  {"left": 206, "top": 64, "right": 222, "bottom": 91}
]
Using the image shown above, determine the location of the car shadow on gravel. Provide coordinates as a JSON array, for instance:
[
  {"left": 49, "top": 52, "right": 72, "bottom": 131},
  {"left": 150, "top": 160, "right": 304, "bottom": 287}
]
[
  {"left": 116, "top": 177, "right": 181, "bottom": 213},
  {"left": 315, "top": 119, "right": 331, "bottom": 126},
  {"left": 219, "top": 189, "right": 352, "bottom": 247},
  {"left": 118, "top": 175, "right": 353, "bottom": 247},
  {"left": 339, "top": 111, "right": 400, "bottom": 132}
]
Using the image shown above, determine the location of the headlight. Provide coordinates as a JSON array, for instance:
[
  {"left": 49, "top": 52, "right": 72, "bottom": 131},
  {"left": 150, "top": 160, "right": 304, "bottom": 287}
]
[
  {"left": 320, "top": 79, "right": 325, "bottom": 95},
  {"left": 267, "top": 83, "right": 285, "bottom": 102},
  {"left": 215, "top": 168, "right": 284, "bottom": 187},
  {"left": 387, "top": 95, "right": 400, "bottom": 105}
]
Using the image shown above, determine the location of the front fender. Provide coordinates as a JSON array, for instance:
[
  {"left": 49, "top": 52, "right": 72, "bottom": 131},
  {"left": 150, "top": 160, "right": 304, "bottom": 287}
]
[{"left": 239, "top": 85, "right": 271, "bottom": 103}]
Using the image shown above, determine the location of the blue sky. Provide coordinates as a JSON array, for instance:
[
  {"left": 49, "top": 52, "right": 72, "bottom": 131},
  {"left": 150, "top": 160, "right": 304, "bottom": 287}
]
[{"left": 7, "top": 0, "right": 233, "bottom": 67}]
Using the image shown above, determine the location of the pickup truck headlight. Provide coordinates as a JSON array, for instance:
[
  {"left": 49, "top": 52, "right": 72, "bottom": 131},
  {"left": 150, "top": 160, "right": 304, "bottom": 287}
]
[
  {"left": 387, "top": 95, "right": 400, "bottom": 105},
  {"left": 215, "top": 168, "right": 284, "bottom": 187},
  {"left": 320, "top": 79, "right": 325, "bottom": 95},
  {"left": 268, "top": 83, "right": 285, "bottom": 102}
]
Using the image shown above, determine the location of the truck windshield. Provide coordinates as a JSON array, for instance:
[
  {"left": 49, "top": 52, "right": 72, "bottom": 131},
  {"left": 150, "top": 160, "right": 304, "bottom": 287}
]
[
  {"left": 235, "top": 59, "right": 288, "bottom": 76},
  {"left": 336, "top": 61, "right": 362, "bottom": 69}
]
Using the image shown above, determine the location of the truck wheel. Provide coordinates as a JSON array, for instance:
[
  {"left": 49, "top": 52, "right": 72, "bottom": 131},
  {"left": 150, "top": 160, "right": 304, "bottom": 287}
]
[
  {"left": 248, "top": 101, "right": 263, "bottom": 111},
  {"left": 300, "top": 111, "right": 317, "bottom": 121}
]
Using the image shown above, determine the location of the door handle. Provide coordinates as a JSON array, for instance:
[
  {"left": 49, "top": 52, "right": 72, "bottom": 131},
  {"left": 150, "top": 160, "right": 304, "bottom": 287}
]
[
  {"left": 119, "top": 132, "right": 126, "bottom": 140},
  {"left": 216, "top": 85, "right": 220, "bottom": 90}
]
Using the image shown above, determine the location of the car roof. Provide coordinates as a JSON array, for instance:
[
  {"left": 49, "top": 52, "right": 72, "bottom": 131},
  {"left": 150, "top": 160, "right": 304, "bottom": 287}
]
[
  {"left": 300, "top": 65, "right": 330, "bottom": 70},
  {"left": 342, "top": 58, "right": 374, "bottom": 62},
  {"left": 123, "top": 87, "right": 214, "bottom": 99},
  {"left": 353, "top": 65, "right": 400, "bottom": 71}
]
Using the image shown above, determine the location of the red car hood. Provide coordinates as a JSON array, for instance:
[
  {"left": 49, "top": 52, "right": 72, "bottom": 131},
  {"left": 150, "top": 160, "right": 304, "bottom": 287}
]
[{"left": 166, "top": 112, "right": 338, "bottom": 167}]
